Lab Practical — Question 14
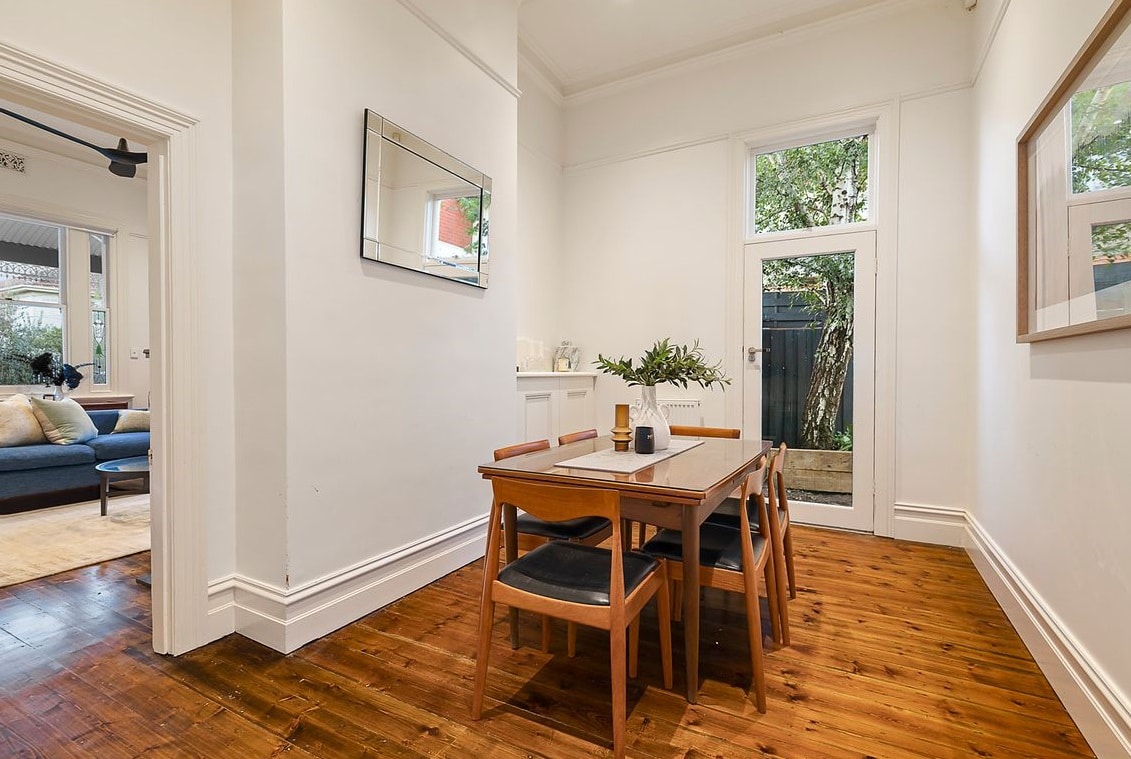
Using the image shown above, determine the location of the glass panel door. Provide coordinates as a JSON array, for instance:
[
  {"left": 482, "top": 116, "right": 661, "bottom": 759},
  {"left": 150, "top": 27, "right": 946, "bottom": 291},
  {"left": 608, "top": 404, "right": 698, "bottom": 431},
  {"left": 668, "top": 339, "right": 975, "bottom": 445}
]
[{"left": 743, "top": 230, "right": 875, "bottom": 532}]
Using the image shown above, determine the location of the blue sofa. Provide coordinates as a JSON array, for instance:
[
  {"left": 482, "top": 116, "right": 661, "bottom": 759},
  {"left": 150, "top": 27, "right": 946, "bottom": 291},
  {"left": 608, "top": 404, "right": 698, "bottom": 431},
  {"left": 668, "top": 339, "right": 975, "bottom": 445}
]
[{"left": 0, "top": 409, "right": 150, "bottom": 514}]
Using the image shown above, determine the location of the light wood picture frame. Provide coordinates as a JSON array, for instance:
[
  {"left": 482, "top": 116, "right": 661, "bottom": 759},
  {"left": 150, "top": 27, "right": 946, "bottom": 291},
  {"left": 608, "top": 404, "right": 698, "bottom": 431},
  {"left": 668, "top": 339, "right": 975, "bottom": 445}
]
[{"left": 1017, "top": 0, "right": 1131, "bottom": 342}]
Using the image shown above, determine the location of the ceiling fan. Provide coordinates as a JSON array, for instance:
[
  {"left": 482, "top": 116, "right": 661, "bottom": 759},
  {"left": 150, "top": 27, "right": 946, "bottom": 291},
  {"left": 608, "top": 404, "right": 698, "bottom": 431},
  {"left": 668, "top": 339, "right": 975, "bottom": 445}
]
[{"left": 0, "top": 106, "right": 147, "bottom": 178}]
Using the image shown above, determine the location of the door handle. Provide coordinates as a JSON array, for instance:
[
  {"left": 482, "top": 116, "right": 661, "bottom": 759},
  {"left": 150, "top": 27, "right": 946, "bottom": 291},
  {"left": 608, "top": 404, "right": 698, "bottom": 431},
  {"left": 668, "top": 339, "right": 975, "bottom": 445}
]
[{"left": 747, "top": 347, "right": 768, "bottom": 362}]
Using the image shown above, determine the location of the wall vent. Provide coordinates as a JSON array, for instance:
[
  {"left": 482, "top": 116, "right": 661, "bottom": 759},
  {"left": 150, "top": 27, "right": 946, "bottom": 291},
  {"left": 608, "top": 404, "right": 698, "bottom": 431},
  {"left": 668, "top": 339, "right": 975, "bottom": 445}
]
[
  {"left": 659, "top": 398, "right": 702, "bottom": 427},
  {"left": 0, "top": 151, "right": 26, "bottom": 174}
]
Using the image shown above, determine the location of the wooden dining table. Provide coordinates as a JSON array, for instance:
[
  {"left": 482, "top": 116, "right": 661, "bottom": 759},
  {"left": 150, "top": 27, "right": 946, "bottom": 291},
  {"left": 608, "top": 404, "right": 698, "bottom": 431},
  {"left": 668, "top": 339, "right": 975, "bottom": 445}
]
[{"left": 478, "top": 434, "right": 772, "bottom": 703}]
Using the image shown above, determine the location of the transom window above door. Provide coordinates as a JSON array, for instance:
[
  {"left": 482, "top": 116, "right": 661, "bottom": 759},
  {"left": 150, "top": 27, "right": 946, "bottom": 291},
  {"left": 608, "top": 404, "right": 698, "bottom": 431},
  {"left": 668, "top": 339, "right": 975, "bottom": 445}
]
[{"left": 749, "top": 132, "right": 871, "bottom": 236}]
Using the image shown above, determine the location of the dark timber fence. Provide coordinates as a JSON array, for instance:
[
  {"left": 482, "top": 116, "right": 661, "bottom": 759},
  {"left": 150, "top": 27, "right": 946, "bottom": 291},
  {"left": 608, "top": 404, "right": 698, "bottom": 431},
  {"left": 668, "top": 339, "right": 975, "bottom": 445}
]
[{"left": 762, "top": 291, "right": 853, "bottom": 449}]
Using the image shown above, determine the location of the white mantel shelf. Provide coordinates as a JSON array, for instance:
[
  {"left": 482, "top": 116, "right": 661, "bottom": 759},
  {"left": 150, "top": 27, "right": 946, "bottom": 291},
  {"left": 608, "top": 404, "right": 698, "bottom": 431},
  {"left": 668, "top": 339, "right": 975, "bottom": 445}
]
[{"left": 516, "top": 371, "right": 599, "bottom": 378}]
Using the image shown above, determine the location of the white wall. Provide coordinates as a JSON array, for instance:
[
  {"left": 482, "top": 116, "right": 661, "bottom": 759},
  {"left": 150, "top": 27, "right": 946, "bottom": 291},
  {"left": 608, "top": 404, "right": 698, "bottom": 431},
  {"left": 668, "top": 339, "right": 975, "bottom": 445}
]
[
  {"left": 274, "top": 0, "right": 518, "bottom": 625},
  {"left": 0, "top": 0, "right": 238, "bottom": 587},
  {"left": 894, "top": 89, "right": 975, "bottom": 512},
  {"left": 544, "top": 1, "right": 977, "bottom": 518},
  {"left": 2, "top": 0, "right": 520, "bottom": 654},
  {"left": 0, "top": 138, "right": 150, "bottom": 407},
  {"left": 561, "top": 139, "right": 732, "bottom": 429},
  {"left": 516, "top": 67, "right": 564, "bottom": 364},
  {"left": 972, "top": 0, "right": 1131, "bottom": 750}
]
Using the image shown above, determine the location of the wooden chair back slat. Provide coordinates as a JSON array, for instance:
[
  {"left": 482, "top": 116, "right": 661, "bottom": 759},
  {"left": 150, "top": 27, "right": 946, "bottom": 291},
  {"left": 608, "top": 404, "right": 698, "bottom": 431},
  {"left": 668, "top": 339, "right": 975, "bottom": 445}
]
[
  {"left": 669, "top": 425, "right": 741, "bottom": 439},
  {"left": 491, "top": 478, "right": 621, "bottom": 524},
  {"left": 494, "top": 439, "right": 551, "bottom": 461},
  {"left": 558, "top": 428, "right": 598, "bottom": 446},
  {"left": 736, "top": 461, "right": 770, "bottom": 537},
  {"left": 769, "top": 443, "right": 789, "bottom": 515}
]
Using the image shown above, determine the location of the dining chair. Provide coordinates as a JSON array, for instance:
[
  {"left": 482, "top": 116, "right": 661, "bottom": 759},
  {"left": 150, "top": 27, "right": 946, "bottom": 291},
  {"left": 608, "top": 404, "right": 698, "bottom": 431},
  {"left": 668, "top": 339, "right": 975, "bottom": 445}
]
[
  {"left": 642, "top": 425, "right": 742, "bottom": 548},
  {"left": 558, "top": 428, "right": 598, "bottom": 446},
  {"left": 494, "top": 439, "right": 614, "bottom": 654},
  {"left": 706, "top": 442, "right": 794, "bottom": 645},
  {"left": 640, "top": 459, "right": 778, "bottom": 712},
  {"left": 472, "top": 478, "right": 673, "bottom": 759}
]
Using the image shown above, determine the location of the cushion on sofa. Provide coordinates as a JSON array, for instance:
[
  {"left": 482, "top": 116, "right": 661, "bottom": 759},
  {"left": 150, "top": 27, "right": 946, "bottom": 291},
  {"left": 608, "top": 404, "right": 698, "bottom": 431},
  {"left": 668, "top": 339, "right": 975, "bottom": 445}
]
[
  {"left": 29, "top": 397, "right": 98, "bottom": 445},
  {"left": 112, "top": 409, "right": 149, "bottom": 433},
  {"left": 88, "top": 410, "right": 122, "bottom": 436},
  {"left": 0, "top": 394, "right": 47, "bottom": 447},
  {"left": 87, "top": 432, "right": 150, "bottom": 461},
  {"left": 0, "top": 443, "right": 96, "bottom": 472}
]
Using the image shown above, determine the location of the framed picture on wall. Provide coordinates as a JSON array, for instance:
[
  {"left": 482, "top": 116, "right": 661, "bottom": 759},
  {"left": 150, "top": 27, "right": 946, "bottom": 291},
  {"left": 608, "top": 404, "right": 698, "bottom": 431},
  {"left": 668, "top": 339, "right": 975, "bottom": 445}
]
[{"left": 1018, "top": 0, "right": 1131, "bottom": 341}]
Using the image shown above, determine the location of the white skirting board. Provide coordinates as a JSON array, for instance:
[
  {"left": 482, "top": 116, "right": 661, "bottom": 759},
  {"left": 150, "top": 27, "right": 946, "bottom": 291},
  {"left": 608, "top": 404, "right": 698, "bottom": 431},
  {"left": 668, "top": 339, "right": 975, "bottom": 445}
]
[
  {"left": 965, "top": 516, "right": 1131, "bottom": 758},
  {"left": 207, "top": 514, "right": 488, "bottom": 654},
  {"left": 892, "top": 502, "right": 967, "bottom": 546}
]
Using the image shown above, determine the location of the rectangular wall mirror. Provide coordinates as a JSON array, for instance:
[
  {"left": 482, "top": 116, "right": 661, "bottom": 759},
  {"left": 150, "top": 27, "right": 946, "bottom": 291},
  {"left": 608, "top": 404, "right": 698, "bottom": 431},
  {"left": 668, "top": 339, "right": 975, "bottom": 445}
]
[
  {"left": 361, "top": 110, "right": 491, "bottom": 288},
  {"left": 1019, "top": 0, "right": 1131, "bottom": 341}
]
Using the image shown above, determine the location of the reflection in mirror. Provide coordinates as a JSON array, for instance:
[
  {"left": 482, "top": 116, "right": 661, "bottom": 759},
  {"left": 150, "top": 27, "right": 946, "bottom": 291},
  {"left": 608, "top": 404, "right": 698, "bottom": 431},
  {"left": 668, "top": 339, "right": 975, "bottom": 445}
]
[
  {"left": 1021, "top": 1, "right": 1131, "bottom": 339},
  {"left": 361, "top": 110, "right": 490, "bottom": 288}
]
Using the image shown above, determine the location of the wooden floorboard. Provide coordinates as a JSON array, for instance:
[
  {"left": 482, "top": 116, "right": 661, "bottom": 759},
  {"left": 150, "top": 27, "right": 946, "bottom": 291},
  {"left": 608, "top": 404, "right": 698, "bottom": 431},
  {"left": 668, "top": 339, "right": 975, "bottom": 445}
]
[{"left": 0, "top": 527, "right": 1096, "bottom": 758}]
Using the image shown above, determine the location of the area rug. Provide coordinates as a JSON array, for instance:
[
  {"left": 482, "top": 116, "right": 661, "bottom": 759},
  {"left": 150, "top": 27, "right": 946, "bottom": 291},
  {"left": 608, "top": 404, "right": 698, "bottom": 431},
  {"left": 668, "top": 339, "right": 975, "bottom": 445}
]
[{"left": 0, "top": 494, "right": 150, "bottom": 587}]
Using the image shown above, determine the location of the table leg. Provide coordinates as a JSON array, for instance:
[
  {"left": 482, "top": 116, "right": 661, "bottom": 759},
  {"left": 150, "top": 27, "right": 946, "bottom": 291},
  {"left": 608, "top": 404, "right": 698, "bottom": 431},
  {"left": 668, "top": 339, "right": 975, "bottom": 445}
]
[
  {"left": 100, "top": 473, "right": 110, "bottom": 516},
  {"left": 503, "top": 502, "right": 519, "bottom": 649},
  {"left": 681, "top": 506, "right": 700, "bottom": 703}
]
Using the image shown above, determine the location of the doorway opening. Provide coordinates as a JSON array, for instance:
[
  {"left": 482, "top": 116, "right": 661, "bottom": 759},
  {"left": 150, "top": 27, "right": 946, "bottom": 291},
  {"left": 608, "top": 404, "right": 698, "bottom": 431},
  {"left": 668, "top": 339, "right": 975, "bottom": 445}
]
[
  {"left": 0, "top": 40, "right": 204, "bottom": 654},
  {"left": 740, "top": 125, "right": 878, "bottom": 533}
]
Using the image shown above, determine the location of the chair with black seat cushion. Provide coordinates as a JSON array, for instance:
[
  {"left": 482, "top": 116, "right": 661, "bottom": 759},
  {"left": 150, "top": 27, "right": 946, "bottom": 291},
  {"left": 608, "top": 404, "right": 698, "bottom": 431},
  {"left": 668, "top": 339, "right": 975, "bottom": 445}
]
[
  {"left": 642, "top": 425, "right": 741, "bottom": 549},
  {"left": 640, "top": 460, "right": 778, "bottom": 712},
  {"left": 706, "top": 442, "right": 794, "bottom": 644},
  {"left": 494, "top": 440, "right": 615, "bottom": 654},
  {"left": 472, "top": 479, "right": 672, "bottom": 759}
]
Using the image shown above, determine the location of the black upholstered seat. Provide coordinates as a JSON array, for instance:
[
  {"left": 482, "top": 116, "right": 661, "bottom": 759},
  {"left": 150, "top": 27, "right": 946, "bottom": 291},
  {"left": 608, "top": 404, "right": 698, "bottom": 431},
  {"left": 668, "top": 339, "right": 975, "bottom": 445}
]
[
  {"left": 641, "top": 522, "right": 767, "bottom": 572},
  {"left": 705, "top": 496, "right": 786, "bottom": 531},
  {"left": 498, "top": 541, "right": 659, "bottom": 606},
  {"left": 516, "top": 513, "right": 612, "bottom": 542}
]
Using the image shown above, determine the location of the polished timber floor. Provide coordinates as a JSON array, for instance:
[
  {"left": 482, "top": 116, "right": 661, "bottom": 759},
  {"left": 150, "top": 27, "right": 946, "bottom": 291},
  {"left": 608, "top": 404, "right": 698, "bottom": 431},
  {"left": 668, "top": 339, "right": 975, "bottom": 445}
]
[{"left": 0, "top": 528, "right": 1095, "bottom": 758}]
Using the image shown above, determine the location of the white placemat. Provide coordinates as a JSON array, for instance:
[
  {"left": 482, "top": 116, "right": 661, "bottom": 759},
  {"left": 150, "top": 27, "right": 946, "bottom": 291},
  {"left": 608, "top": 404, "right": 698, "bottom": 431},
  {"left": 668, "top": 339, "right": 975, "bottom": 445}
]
[{"left": 556, "top": 439, "right": 703, "bottom": 474}]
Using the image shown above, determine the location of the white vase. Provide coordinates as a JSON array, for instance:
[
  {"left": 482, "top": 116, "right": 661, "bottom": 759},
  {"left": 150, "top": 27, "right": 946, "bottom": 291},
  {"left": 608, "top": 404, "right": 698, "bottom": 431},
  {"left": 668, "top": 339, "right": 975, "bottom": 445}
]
[
  {"left": 632, "top": 385, "right": 671, "bottom": 451},
  {"left": 52, "top": 384, "right": 64, "bottom": 401}
]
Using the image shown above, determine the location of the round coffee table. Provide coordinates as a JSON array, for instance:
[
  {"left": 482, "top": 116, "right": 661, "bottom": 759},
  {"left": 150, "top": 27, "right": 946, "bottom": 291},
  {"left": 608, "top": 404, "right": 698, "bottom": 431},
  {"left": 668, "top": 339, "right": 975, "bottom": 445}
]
[{"left": 94, "top": 456, "right": 150, "bottom": 516}]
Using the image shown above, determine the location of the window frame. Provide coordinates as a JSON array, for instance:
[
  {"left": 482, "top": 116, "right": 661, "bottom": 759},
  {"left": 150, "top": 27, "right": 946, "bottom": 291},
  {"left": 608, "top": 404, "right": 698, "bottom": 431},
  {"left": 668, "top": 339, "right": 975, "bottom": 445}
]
[
  {"left": 0, "top": 210, "right": 116, "bottom": 392},
  {"left": 746, "top": 124, "right": 878, "bottom": 241}
]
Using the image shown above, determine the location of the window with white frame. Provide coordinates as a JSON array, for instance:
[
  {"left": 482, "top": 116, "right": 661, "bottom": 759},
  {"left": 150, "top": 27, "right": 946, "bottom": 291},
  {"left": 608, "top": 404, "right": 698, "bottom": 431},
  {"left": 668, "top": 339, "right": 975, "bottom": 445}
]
[
  {"left": 0, "top": 212, "right": 111, "bottom": 389},
  {"left": 750, "top": 132, "right": 871, "bottom": 236}
]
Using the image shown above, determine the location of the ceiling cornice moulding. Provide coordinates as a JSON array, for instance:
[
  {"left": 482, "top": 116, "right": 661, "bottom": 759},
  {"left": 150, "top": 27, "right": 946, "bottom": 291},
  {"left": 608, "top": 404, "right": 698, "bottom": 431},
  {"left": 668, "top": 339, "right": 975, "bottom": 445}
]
[
  {"left": 398, "top": 0, "right": 522, "bottom": 99},
  {"left": 531, "top": 0, "right": 915, "bottom": 106}
]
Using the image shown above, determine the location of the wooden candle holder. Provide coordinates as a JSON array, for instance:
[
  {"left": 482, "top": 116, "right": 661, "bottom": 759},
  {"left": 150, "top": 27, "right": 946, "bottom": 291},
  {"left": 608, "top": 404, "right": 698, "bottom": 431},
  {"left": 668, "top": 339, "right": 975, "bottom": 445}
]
[{"left": 611, "top": 404, "right": 632, "bottom": 451}]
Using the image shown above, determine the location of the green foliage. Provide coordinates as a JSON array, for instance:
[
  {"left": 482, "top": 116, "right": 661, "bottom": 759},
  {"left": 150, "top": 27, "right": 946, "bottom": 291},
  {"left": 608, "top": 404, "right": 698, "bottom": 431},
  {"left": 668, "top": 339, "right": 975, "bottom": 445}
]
[
  {"left": 0, "top": 303, "right": 63, "bottom": 385},
  {"left": 1090, "top": 221, "right": 1131, "bottom": 264},
  {"left": 1071, "top": 82, "right": 1131, "bottom": 194},
  {"left": 832, "top": 425, "right": 853, "bottom": 452},
  {"left": 754, "top": 135, "right": 869, "bottom": 233},
  {"left": 595, "top": 339, "right": 730, "bottom": 389},
  {"left": 762, "top": 253, "right": 855, "bottom": 324},
  {"left": 457, "top": 194, "right": 489, "bottom": 259}
]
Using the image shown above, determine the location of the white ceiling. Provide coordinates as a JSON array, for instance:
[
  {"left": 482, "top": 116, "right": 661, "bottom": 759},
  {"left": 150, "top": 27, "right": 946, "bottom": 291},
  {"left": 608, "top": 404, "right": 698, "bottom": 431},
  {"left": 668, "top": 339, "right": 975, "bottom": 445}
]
[{"left": 519, "top": 0, "right": 897, "bottom": 96}]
